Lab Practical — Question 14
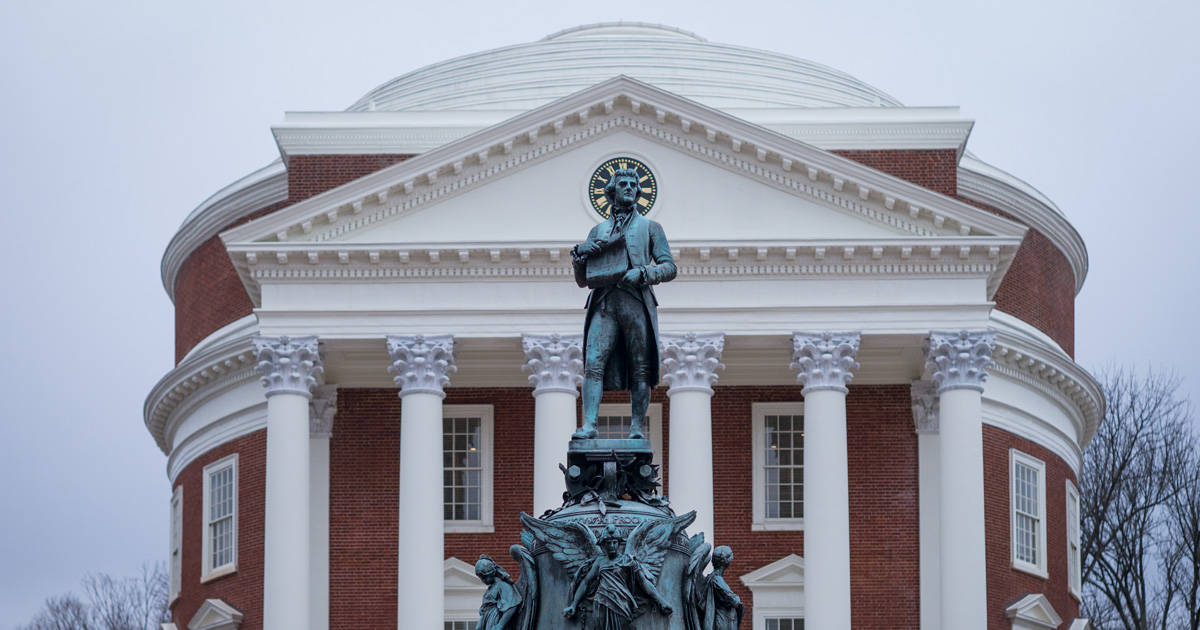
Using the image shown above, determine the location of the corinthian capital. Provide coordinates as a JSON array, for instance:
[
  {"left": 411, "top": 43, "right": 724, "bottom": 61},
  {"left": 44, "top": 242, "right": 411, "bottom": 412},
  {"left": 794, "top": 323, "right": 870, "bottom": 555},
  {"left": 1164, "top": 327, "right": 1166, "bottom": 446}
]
[
  {"left": 386, "top": 334, "right": 456, "bottom": 398},
  {"left": 911, "top": 380, "right": 939, "bottom": 434},
  {"left": 522, "top": 333, "right": 583, "bottom": 396},
  {"left": 252, "top": 335, "right": 323, "bottom": 398},
  {"left": 924, "top": 330, "right": 996, "bottom": 393},
  {"left": 310, "top": 385, "right": 338, "bottom": 438},
  {"left": 660, "top": 332, "right": 725, "bottom": 395},
  {"left": 791, "top": 331, "right": 861, "bottom": 394}
]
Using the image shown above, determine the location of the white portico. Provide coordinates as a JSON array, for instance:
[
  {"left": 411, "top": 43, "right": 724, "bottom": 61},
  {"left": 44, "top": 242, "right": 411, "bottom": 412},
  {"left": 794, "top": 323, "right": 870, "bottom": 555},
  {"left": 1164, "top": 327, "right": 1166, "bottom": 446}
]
[{"left": 148, "top": 66, "right": 1103, "bottom": 630}]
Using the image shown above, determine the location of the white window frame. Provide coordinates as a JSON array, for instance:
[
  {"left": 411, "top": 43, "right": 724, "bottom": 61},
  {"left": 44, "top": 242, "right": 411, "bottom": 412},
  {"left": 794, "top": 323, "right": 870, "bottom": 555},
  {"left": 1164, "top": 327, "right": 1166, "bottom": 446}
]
[
  {"left": 1067, "top": 479, "right": 1082, "bottom": 600},
  {"left": 1010, "top": 448, "right": 1048, "bottom": 578},
  {"left": 201, "top": 454, "right": 238, "bottom": 582},
  {"left": 598, "top": 403, "right": 663, "bottom": 468},
  {"left": 752, "top": 402, "right": 805, "bottom": 531},
  {"left": 169, "top": 485, "right": 182, "bottom": 602},
  {"left": 443, "top": 405, "right": 494, "bottom": 534}
]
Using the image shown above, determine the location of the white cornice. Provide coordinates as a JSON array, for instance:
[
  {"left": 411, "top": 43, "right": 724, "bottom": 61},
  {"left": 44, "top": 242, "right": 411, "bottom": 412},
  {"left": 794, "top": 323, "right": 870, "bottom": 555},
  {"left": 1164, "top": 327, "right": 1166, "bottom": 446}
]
[
  {"left": 225, "top": 237, "right": 1021, "bottom": 306},
  {"left": 224, "top": 77, "right": 1024, "bottom": 252},
  {"left": 271, "top": 106, "right": 973, "bottom": 157},
  {"left": 160, "top": 161, "right": 287, "bottom": 302},
  {"left": 990, "top": 310, "right": 1104, "bottom": 448},
  {"left": 958, "top": 154, "right": 1088, "bottom": 295}
]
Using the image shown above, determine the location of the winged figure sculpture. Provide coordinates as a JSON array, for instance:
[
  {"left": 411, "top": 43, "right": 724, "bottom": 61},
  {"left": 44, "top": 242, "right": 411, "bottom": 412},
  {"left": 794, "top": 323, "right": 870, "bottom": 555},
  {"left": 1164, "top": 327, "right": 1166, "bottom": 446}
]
[
  {"left": 473, "top": 544, "right": 538, "bottom": 630},
  {"left": 520, "top": 511, "right": 695, "bottom": 630}
]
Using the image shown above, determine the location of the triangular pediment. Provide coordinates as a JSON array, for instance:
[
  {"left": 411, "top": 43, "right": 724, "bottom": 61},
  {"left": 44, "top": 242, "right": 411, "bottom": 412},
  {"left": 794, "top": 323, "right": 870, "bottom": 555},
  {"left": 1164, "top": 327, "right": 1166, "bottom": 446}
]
[
  {"left": 740, "top": 554, "right": 805, "bottom": 588},
  {"left": 221, "top": 76, "right": 1025, "bottom": 304},
  {"left": 1006, "top": 593, "right": 1063, "bottom": 629},
  {"left": 188, "top": 598, "right": 243, "bottom": 630},
  {"left": 444, "top": 556, "right": 485, "bottom": 591}
]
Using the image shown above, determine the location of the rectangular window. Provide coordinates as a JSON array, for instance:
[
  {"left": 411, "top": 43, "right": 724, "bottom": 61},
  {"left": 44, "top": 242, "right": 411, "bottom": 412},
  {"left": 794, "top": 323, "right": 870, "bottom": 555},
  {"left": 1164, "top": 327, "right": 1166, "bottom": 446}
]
[
  {"left": 765, "top": 619, "right": 805, "bottom": 630},
  {"left": 1067, "top": 480, "right": 1082, "bottom": 598},
  {"left": 169, "top": 485, "right": 182, "bottom": 602},
  {"left": 752, "top": 403, "right": 805, "bottom": 530},
  {"left": 1010, "top": 449, "right": 1047, "bottom": 577},
  {"left": 201, "top": 454, "right": 237, "bottom": 581},
  {"left": 443, "top": 405, "right": 493, "bottom": 533}
]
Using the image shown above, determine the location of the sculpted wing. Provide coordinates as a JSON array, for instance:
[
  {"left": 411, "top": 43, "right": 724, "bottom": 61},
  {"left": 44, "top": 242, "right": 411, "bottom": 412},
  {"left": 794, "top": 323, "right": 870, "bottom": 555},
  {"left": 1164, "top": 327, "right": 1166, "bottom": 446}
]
[
  {"left": 625, "top": 511, "right": 696, "bottom": 585},
  {"left": 520, "top": 513, "right": 600, "bottom": 578}
]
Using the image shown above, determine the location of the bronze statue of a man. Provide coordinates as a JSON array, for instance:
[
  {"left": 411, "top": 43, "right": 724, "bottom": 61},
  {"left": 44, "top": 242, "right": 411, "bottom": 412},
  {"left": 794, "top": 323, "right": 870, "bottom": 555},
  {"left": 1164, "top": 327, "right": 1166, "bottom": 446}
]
[{"left": 571, "top": 167, "right": 676, "bottom": 439}]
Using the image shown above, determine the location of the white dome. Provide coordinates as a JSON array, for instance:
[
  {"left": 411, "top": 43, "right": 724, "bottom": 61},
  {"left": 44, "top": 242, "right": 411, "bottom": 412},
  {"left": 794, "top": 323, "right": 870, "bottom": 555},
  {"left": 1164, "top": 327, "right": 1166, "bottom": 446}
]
[{"left": 348, "top": 22, "right": 902, "bottom": 112}]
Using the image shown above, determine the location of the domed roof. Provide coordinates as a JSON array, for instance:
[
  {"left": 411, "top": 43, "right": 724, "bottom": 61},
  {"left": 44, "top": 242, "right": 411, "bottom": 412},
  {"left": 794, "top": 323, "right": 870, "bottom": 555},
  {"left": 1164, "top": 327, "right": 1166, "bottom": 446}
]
[{"left": 347, "top": 22, "right": 902, "bottom": 112}]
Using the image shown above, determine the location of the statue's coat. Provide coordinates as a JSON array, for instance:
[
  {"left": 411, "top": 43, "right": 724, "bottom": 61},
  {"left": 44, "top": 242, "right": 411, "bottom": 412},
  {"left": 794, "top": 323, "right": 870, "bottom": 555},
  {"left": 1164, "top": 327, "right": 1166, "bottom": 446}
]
[{"left": 573, "top": 211, "right": 676, "bottom": 390}]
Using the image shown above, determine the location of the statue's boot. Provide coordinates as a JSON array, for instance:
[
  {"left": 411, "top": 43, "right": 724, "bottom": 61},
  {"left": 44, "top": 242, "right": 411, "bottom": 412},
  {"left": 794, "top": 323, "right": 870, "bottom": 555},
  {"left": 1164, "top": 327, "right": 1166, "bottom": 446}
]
[
  {"left": 573, "top": 420, "right": 598, "bottom": 439},
  {"left": 629, "top": 416, "right": 646, "bottom": 440}
]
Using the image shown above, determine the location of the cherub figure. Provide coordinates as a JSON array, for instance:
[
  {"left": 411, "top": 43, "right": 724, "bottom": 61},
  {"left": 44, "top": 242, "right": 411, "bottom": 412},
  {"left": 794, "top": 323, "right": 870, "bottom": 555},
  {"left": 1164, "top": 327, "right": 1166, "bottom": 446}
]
[
  {"left": 521, "top": 512, "right": 695, "bottom": 630},
  {"left": 474, "top": 546, "right": 538, "bottom": 630}
]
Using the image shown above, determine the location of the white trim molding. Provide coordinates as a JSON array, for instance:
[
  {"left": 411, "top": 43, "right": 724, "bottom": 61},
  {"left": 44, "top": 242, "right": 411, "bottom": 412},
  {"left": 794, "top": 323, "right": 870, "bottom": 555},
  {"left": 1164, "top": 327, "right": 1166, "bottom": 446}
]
[
  {"left": 442, "top": 404, "right": 495, "bottom": 534},
  {"left": 751, "top": 402, "right": 806, "bottom": 531},
  {"left": 200, "top": 454, "right": 238, "bottom": 583},
  {"left": 187, "top": 598, "right": 244, "bottom": 630},
  {"left": 1005, "top": 593, "right": 1062, "bottom": 630},
  {"left": 740, "top": 554, "right": 805, "bottom": 630},
  {"left": 1010, "top": 449, "right": 1048, "bottom": 579}
]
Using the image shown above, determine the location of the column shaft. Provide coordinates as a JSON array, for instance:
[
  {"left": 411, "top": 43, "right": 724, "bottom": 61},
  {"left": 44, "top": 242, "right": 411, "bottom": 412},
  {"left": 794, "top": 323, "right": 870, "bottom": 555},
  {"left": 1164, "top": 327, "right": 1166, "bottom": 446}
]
[
  {"left": 918, "top": 431, "right": 941, "bottom": 630},
  {"left": 533, "top": 390, "right": 577, "bottom": 514},
  {"left": 938, "top": 388, "right": 987, "bottom": 628},
  {"left": 667, "top": 388, "right": 715, "bottom": 544},
  {"left": 802, "top": 388, "right": 852, "bottom": 630},
  {"left": 398, "top": 391, "right": 445, "bottom": 628},
  {"left": 309, "top": 435, "right": 330, "bottom": 630},
  {"left": 263, "top": 392, "right": 311, "bottom": 630}
]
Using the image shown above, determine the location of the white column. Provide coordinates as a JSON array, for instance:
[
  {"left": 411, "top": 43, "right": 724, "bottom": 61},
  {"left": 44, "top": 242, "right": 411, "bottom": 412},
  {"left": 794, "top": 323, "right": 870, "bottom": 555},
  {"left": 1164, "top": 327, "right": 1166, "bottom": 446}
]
[
  {"left": 308, "top": 385, "right": 336, "bottom": 630},
  {"left": 522, "top": 333, "right": 583, "bottom": 515},
  {"left": 791, "top": 331, "right": 860, "bottom": 630},
  {"left": 925, "top": 329, "right": 995, "bottom": 630},
  {"left": 387, "top": 334, "right": 456, "bottom": 630},
  {"left": 912, "top": 380, "right": 940, "bottom": 630},
  {"left": 253, "top": 335, "right": 323, "bottom": 630},
  {"left": 660, "top": 332, "right": 725, "bottom": 545}
]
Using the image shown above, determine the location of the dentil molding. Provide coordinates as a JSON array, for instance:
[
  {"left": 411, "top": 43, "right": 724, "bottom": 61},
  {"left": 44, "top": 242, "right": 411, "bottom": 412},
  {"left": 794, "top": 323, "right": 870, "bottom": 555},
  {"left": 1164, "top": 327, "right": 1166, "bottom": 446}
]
[
  {"left": 924, "top": 330, "right": 996, "bottom": 393},
  {"left": 660, "top": 332, "right": 726, "bottom": 395},
  {"left": 386, "top": 334, "right": 457, "bottom": 397},
  {"left": 521, "top": 333, "right": 583, "bottom": 395},
  {"left": 251, "top": 335, "right": 324, "bottom": 398},
  {"left": 790, "top": 331, "right": 861, "bottom": 394}
]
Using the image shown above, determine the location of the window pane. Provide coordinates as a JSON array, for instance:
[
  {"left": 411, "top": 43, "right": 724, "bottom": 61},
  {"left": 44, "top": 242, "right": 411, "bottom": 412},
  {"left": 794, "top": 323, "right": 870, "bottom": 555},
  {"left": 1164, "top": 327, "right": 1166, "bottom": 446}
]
[
  {"left": 763, "top": 414, "right": 804, "bottom": 520},
  {"left": 444, "top": 416, "right": 484, "bottom": 521}
]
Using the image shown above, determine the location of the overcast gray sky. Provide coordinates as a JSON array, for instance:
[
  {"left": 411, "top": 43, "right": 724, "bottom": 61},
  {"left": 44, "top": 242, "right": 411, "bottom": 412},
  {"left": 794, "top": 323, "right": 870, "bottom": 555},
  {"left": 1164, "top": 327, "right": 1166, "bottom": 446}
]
[{"left": 1, "top": 0, "right": 1196, "bottom": 626}]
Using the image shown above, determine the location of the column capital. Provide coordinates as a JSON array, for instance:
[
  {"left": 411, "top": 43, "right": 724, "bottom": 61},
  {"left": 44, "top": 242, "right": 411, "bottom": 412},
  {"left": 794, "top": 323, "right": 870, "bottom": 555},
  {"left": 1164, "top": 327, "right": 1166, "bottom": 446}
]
[
  {"left": 309, "top": 384, "right": 338, "bottom": 438},
  {"left": 791, "top": 331, "right": 861, "bottom": 395},
  {"left": 252, "top": 335, "right": 323, "bottom": 398},
  {"left": 386, "top": 334, "right": 456, "bottom": 398},
  {"left": 522, "top": 333, "right": 583, "bottom": 396},
  {"left": 660, "top": 332, "right": 726, "bottom": 395},
  {"left": 911, "top": 380, "right": 939, "bottom": 434},
  {"left": 924, "top": 330, "right": 996, "bottom": 393}
]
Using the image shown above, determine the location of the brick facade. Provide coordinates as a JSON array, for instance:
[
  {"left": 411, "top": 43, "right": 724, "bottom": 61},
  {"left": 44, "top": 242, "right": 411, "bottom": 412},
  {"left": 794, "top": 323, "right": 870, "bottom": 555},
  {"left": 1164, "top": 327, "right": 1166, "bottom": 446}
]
[
  {"left": 984, "top": 424, "right": 1081, "bottom": 627},
  {"left": 170, "top": 430, "right": 266, "bottom": 630}
]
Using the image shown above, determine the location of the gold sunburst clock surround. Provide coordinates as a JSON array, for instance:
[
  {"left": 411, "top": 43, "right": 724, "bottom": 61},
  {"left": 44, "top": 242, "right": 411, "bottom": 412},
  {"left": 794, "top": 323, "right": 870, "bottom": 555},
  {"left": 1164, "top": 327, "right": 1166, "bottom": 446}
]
[{"left": 588, "top": 157, "right": 657, "bottom": 219}]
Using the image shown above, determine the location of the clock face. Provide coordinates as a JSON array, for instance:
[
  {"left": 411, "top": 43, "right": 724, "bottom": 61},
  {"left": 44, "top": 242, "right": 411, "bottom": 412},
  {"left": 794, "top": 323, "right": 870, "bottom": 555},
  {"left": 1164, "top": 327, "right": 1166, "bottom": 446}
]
[{"left": 588, "top": 157, "right": 657, "bottom": 219}]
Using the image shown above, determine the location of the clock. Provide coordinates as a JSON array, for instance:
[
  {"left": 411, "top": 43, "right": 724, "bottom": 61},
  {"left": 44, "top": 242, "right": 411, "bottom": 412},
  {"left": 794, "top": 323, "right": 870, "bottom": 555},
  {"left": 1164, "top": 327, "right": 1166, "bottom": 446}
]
[{"left": 588, "top": 157, "right": 657, "bottom": 219}]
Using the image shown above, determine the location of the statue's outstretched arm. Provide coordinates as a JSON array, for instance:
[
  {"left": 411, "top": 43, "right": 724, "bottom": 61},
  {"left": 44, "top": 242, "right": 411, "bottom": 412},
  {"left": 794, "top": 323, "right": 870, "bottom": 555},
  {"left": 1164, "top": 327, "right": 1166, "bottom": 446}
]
[{"left": 635, "top": 566, "right": 673, "bottom": 615}]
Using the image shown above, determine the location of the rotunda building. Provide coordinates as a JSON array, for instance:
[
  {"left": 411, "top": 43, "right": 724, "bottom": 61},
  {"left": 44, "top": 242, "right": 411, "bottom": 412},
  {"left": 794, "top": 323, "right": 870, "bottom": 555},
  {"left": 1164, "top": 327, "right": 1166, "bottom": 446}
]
[{"left": 147, "top": 23, "right": 1100, "bottom": 630}]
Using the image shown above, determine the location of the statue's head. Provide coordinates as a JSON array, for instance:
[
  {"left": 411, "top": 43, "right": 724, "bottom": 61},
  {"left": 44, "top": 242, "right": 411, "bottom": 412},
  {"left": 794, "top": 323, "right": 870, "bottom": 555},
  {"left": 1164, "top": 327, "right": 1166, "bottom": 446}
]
[
  {"left": 604, "top": 168, "right": 641, "bottom": 210},
  {"left": 475, "top": 554, "right": 499, "bottom": 584},
  {"left": 597, "top": 524, "right": 623, "bottom": 557},
  {"left": 711, "top": 545, "right": 733, "bottom": 570}
]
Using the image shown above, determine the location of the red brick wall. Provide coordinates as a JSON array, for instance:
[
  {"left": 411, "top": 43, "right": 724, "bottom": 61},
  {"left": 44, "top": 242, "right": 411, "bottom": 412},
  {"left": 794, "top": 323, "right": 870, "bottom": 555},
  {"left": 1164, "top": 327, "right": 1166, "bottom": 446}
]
[
  {"left": 174, "top": 155, "right": 413, "bottom": 362},
  {"left": 286, "top": 154, "right": 412, "bottom": 203},
  {"left": 171, "top": 430, "right": 266, "bottom": 630},
  {"left": 984, "top": 424, "right": 1080, "bottom": 628},
  {"left": 834, "top": 149, "right": 959, "bottom": 196}
]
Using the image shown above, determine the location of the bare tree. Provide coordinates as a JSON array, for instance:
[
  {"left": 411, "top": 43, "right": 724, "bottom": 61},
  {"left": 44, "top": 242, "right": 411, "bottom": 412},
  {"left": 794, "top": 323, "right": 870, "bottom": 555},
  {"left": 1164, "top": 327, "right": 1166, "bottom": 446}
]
[
  {"left": 1081, "top": 368, "right": 1195, "bottom": 630},
  {"left": 1165, "top": 458, "right": 1200, "bottom": 629},
  {"left": 20, "top": 564, "right": 169, "bottom": 630}
]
